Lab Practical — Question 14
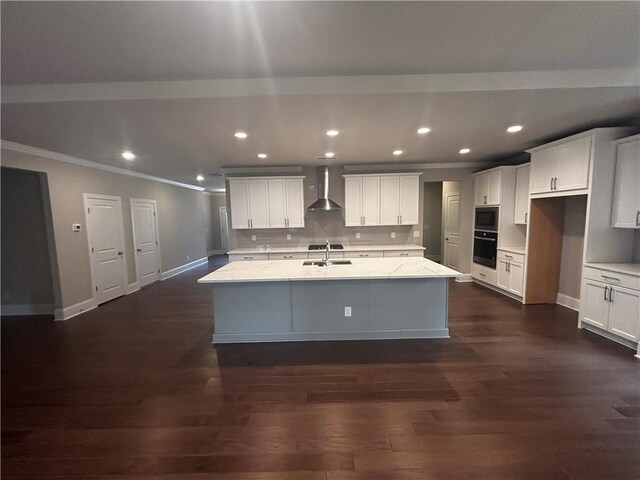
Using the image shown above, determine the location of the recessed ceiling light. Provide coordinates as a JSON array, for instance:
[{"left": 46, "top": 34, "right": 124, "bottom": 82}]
[
  {"left": 257, "top": 153, "right": 267, "bottom": 159},
  {"left": 459, "top": 148, "right": 471, "bottom": 154},
  {"left": 417, "top": 127, "right": 431, "bottom": 135},
  {"left": 234, "top": 131, "right": 248, "bottom": 139},
  {"left": 196, "top": 174, "right": 205, "bottom": 182},
  {"left": 507, "top": 125, "right": 523, "bottom": 133},
  {"left": 325, "top": 152, "right": 335, "bottom": 158},
  {"left": 326, "top": 129, "right": 339, "bottom": 137},
  {"left": 122, "top": 151, "right": 136, "bottom": 161},
  {"left": 393, "top": 150, "right": 403, "bottom": 156}
]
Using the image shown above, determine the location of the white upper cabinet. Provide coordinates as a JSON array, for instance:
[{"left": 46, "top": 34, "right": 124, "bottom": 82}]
[
  {"left": 229, "top": 177, "right": 305, "bottom": 229},
  {"left": 514, "top": 164, "right": 530, "bottom": 225},
  {"left": 611, "top": 136, "right": 640, "bottom": 229},
  {"left": 344, "top": 173, "right": 421, "bottom": 227},
  {"left": 474, "top": 169, "right": 501, "bottom": 206},
  {"left": 529, "top": 135, "right": 592, "bottom": 195}
]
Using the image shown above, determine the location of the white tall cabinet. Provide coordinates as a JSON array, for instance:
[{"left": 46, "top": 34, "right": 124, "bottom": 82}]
[
  {"left": 611, "top": 135, "right": 640, "bottom": 229},
  {"left": 344, "top": 173, "right": 421, "bottom": 227},
  {"left": 514, "top": 164, "right": 530, "bottom": 225},
  {"left": 228, "top": 176, "right": 305, "bottom": 230},
  {"left": 474, "top": 170, "right": 501, "bottom": 206}
]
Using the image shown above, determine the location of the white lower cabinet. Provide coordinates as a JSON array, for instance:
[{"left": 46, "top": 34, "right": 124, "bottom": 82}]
[
  {"left": 580, "top": 274, "right": 640, "bottom": 343},
  {"left": 471, "top": 263, "right": 497, "bottom": 286},
  {"left": 383, "top": 250, "right": 423, "bottom": 258},
  {"left": 496, "top": 256, "right": 525, "bottom": 297}
]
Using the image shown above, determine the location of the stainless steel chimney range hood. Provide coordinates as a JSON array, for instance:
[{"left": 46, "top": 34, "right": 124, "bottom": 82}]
[{"left": 307, "top": 166, "right": 342, "bottom": 211}]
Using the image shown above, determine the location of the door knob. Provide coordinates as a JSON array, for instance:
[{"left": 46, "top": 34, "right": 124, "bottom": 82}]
[
  {"left": 136, "top": 248, "right": 142, "bottom": 252},
  {"left": 445, "top": 237, "right": 449, "bottom": 241},
  {"left": 118, "top": 251, "right": 123, "bottom": 256}
]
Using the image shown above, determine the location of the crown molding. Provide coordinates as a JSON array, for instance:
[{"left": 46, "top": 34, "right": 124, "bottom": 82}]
[
  {"left": 1, "top": 140, "right": 206, "bottom": 192},
  {"left": 220, "top": 166, "right": 304, "bottom": 175},
  {"left": 3, "top": 68, "right": 637, "bottom": 104},
  {"left": 343, "top": 161, "right": 491, "bottom": 171}
]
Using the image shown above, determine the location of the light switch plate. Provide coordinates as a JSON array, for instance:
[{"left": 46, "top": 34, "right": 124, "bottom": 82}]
[
  {"left": 344, "top": 306, "right": 352, "bottom": 317},
  {"left": 251, "top": 235, "right": 256, "bottom": 241},
  {"left": 71, "top": 223, "right": 81, "bottom": 232},
  {"left": 355, "top": 232, "right": 361, "bottom": 239},
  {"left": 286, "top": 234, "right": 292, "bottom": 240},
  {"left": 391, "top": 232, "right": 396, "bottom": 238},
  {"left": 413, "top": 231, "right": 420, "bottom": 237}
]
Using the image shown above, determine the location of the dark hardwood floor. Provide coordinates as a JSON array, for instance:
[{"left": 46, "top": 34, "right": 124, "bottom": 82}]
[{"left": 2, "top": 255, "right": 639, "bottom": 479}]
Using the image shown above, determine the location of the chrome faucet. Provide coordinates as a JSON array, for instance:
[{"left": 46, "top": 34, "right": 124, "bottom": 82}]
[{"left": 323, "top": 239, "right": 330, "bottom": 264}]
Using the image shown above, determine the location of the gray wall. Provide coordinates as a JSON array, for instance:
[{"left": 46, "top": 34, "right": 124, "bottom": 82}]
[
  {"left": 226, "top": 165, "right": 476, "bottom": 273},
  {"left": 1, "top": 167, "right": 55, "bottom": 308},
  {"left": 558, "top": 195, "right": 587, "bottom": 300},
  {"left": 422, "top": 182, "right": 443, "bottom": 260},
  {"left": 1, "top": 148, "right": 213, "bottom": 310}
]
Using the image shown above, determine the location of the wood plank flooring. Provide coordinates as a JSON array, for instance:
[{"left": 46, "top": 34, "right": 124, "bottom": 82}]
[{"left": 2, "top": 255, "right": 639, "bottom": 479}]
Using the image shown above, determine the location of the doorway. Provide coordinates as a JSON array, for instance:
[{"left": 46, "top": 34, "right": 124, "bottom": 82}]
[
  {"left": 443, "top": 187, "right": 461, "bottom": 270},
  {"left": 84, "top": 194, "right": 127, "bottom": 305},
  {"left": 219, "top": 206, "right": 229, "bottom": 254},
  {"left": 422, "top": 181, "right": 461, "bottom": 267},
  {"left": 131, "top": 198, "right": 161, "bottom": 288}
]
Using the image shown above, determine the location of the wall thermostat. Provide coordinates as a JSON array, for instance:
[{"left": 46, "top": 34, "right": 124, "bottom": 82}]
[{"left": 72, "top": 224, "right": 82, "bottom": 232}]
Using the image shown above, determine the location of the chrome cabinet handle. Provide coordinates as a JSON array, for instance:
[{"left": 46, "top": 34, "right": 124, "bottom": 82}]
[
  {"left": 554, "top": 177, "right": 558, "bottom": 190},
  {"left": 601, "top": 275, "right": 620, "bottom": 282},
  {"left": 636, "top": 210, "right": 640, "bottom": 226},
  {"left": 397, "top": 215, "right": 400, "bottom": 224},
  {"left": 479, "top": 272, "right": 486, "bottom": 277},
  {"left": 604, "top": 286, "right": 608, "bottom": 302},
  {"left": 524, "top": 212, "right": 528, "bottom": 223},
  {"left": 484, "top": 195, "right": 487, "bottom": 205},
  {"left": 284, "top": 255, "right": 293, "bottom": 259},
  {"left": 359, "top": 254, "right": 369, "bottom": 257},
  {"left": 505, "top": 255, "right": 513, "bottom": 259},
  {"left": 550, "top": 177, "right": 553, "bottom": 191},
  {"left": 400, "top": 253, "right": 409, "bottom": 256},
  {"left": 243, "top": 256, "right": 253, "bottom": 260},
  {"left": 609, "top": 288, "right": 614, "bottom": 303},
  {"left": 400, "top": 214, "right": 402, "bottom": 223}
]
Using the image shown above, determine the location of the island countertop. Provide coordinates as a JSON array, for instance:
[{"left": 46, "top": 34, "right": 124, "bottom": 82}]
[
  {"left": 226, "top": 244, "right": 425, "bottom": 255},
  {"left": 198, "top": 257, "right": 461, "bottom": 284}
]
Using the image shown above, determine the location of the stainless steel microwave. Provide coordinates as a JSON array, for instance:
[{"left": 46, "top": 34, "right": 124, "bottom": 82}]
[{"left": 475, "top": 207, "right": 499, "bottom": 231}]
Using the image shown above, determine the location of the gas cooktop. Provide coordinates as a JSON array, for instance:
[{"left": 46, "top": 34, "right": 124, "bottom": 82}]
[{"left": 308, "top": 243, "right": 344, "bottom": 250}]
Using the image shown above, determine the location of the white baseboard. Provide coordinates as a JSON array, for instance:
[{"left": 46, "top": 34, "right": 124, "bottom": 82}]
[
  {"left": 161, "top": 257, "right": 208, "bottom": 281},
  {"left": 54, "top": 298, "right": 96, "bottom": 321},
  {"left": 455, "top": 273, "right": 473, "bottom": 283},
  {"left": 425, "top": 254, "right": 442, "bottom": 262},
  {"left": 126, "top": 282, "right": 140, "bottom": 294},
  {"left": 557, "top": 293, "right": 580, "bottom": 311},
  {"left": 1, "top": 303, "right": 54, "bottom": 316},
  {"left": 207, "top": 250, "right": 223, "bottom": 256}
]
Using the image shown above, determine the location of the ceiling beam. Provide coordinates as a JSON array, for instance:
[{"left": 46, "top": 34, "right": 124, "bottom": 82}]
[{"left": 3, "top": 68, "right": 638, "bottom": 104}]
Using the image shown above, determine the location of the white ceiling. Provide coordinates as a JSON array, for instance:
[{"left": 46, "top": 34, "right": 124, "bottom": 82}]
[{"left": 2, "top": 1, "right": 639, "bottom": 191}]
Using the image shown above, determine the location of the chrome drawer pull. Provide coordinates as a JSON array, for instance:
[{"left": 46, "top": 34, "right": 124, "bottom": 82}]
[{"left": 601, "top": 275, "right": 620, "bottom": 282}]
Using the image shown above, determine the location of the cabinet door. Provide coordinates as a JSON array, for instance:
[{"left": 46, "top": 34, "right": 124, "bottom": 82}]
[
  {"left": 580, "top": 279, "right": 610, "bottom": 329},
  {"left": 514, "top": 165, "right": 530, "bottom": 224},
  {"left": 608, "top": 286, "right": 640, "bottom": 342},
  {"left": 555, "top": 136, "right": 591, "bottom": 192},
  {"left": 399, "top": 175, "right": 420, "bottom": 224},
  {"left": 267, "top": 179, "right": 287, "bottom": 228},
  {"left": 612, "top": 139, "right": 640, "bottom": 228},
  {"left": 248, "top": 179, "right": 270, "bottom": 229},
  {"left": 344, "top": 177, "right": 363, "bottom": 226},
  {"left": 530, "top": 148, "right": 556, "bottom": 194},
  {"left": 486, "top": 170, "right": 502, "bottom": 206},
  {"left": 475, "top": 173, "right": 489, "bottom": 206},
  {"left": 496, "top": 260, "right": 510, "bottom": 291},
  {"left": 229, "top": 180, "right": 250, "bottom": 229},
  {"left": 508, "top": 262, "right": 524, "bottom": 297},
  {"left": 361, "top": 177, "right": 380, "bottom": 225},
  {"left": 285, "top": 179, "right": 305, "bottom": 228},
  {"left": 379, "top": 176, "right": 400, "bottom": 225}
]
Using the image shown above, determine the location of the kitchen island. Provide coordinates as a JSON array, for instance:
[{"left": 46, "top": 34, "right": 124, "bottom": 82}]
[{"left": 198, "top": 257, "right": 461, "bottom": 344}]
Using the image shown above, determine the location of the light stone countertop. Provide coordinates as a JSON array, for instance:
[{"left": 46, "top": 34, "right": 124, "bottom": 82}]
[
  {"left": 584, "top": 263, "right": 640, "bottom": 277},
  {"left": 198, "top": 257, "right": 460, "bottom": 284},
  {"left": 498, "top": 246, "right": 526, "bottom": 255},
  {"left": 227, "top": 244, "right": 426, "bottom": 255}
]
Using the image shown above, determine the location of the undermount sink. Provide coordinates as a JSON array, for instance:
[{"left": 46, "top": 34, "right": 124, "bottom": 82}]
[{"left": 302, "top": 260, "right": 352, "bottom": 266}]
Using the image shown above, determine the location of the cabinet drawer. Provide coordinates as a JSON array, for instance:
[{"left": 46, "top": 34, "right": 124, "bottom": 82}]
[
  {"left": 582, "top": 267, "right": 640, "bottom": 291},
  {"left": 344, "top": 250, "right": 384, "bottom": 259},
  {"left": 383, "top": 250, "right": 423, "bottom": 258},
  {"left": 308, "top": 252, "right": 344, "bottom": 260},
  {"left": 228, "top": 253, "right": 269, "bottom": 262},
  {"left": 471, "top": 263, "right": 497, "bottom": 286},
  {"left": 268, "top": 253, "right": 308, "bottom": 260},
  {"left": 497, "top": 250, "right": 525, "bottom": 265}
]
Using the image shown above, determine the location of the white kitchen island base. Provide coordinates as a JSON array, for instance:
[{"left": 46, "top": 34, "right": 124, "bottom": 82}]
[{"left": 198, "top": 257, "right": 460, "bottom": 344}]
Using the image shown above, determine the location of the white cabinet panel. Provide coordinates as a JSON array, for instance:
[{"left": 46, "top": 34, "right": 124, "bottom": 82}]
[
  {"left": 344, "top": 177, "right": 363, "bottom": 226},
  {"left": 581, "top": 279, "right": 610, "bottom": 329},
  {"left": 285, "top": 179, "right": 305, "bottom": 228},
  {"left": 509, "top": 262, "right": 524, "bottom": 297},
  {"left": 361, "top": 177, "right": 380, "bottom": 226},
  {"left": 344, "top": 250, "right": 384, "bottom": 258},
  {"left": 514, "top": 165, "right": 530, "bottom": 224},
  {"left": 383, "top": 250, "right": 423, "bottom": 258},
  {"left": 248, "top": 179, "right": 270, "bottom": 228},
  {"left": 530, "top": 148, "right": 557, "bottom": 194},
  {"left": 608, "top": 286, "right": 640, "bottom": 342},
  {"left": 555, "top": 136, "right": 591, "bottom": 192},
  {"left": 474, "top": 170, "right": 501, "bottom": 206},
  {"left": 497, "top": 260, "right": 510, "bottom": 291},
  {"left": 267, "top": 179, "right": 287, "bottom": 228},
  {"left": 380, "top": 176, "right": 400, "bottom": 225},
  {"left": 475, "top": 174, "right": 489, "bottom": 206},
  {"left": 399, "top": 175, "right": 420, "bottom": 224},
  {"left": 612, "top": 138, "right": 640, "bottom": 228},
  {"left": 229, "top": 180, "right": 250, "bottom": 229}
]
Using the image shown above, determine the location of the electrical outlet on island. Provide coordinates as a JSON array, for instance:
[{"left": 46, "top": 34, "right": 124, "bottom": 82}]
[
  {"left": 391, "top": 232, "right": 396, "bottom": 239},
  {"left": 251, "top": 235, "right": 257, "bottom": 241},
  {"left": 355, "top": 232, "right": 360, "bottom": 239}
]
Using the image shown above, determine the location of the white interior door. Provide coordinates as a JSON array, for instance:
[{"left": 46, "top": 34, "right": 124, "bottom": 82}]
[
  {"left": 131, "top": 199, "right": 161, "bottom": 288},
  {"left": 443, "top": 192, "right": 460, "bottom": 269},
  {"left": 219, "top": 207, "right": 229, "bottom": 253},
  {"left": 84, "top": 194, "right": 127, "bottom": 305}
]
